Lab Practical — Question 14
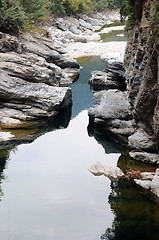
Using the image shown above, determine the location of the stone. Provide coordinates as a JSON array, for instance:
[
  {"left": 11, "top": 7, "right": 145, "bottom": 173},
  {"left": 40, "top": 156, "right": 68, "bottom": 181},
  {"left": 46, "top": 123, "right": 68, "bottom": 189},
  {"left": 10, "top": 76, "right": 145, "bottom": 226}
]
[
  {"left": 140, "top": 172, "right": 155, "bottom": 180},
  {"left": 134, "top": 169, "right": 159, "bottom": 198},
  {"left": 134, "top": 179, "right": 151, "bottom": 190},
  {"left": 88, "top": 90, "right": 132, "bottom": 121},
  {"left": 63, "top": 31, "right": 88, "bottom": 43},
  {"left": 23, "top": 37, "right": 80, "bottom": 69},
  {"left": 101, "top": 52, "right": 125, "bottom": 77},
  {"left": 89, "top": 33, "right": 101, "bottom": 41},
  {"left": 88, "top": 162, "right": 105, "bottom": 176},
  {"left": 89, "top": 70, "right": 120, "bottom": 91},
  {"left": 69, "top": 26, "right": 82, "bottom": 35},
  {"left": 0, "top": 132, "right": 14, "bottom": 141},
  {"left": 129, "top": 151, "right": 159, "bottom": 165},
  {"left": 0, "top": 70, "right": 72, "bottom": 122},
  {"left": 103, "top": 165, "right": 124, "bottom": 181},
  {"left": 128, "top": 128, "right": 157, "bottom": 152},
  {"left": 151, "top": 175, "right": 159, "bottom": 197},
  {"left": 88, "top": 162, "right": 124, "bottom": 180},
  {"left": 63, "top": 68, "right": 80, "bottom": 81},
  {"left": 79, "top": 19, "right": 93, "bottom": 31}
]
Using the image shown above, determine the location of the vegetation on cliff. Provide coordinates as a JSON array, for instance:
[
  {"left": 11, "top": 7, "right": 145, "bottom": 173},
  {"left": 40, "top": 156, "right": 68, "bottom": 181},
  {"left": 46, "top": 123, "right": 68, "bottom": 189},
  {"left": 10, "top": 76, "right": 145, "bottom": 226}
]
[
  {"left": 0, "top": 0, "right": 124, "bottom": 32},
  {"left": 120, "top": 0, "right": 159, "bottom": 32}
]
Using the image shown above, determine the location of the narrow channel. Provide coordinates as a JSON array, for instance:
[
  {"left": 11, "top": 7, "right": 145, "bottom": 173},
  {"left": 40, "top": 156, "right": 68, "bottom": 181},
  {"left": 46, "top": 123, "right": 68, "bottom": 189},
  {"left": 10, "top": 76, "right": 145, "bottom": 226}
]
[{"left": 0, "top": 31, "right": 159, "bottom": 240}]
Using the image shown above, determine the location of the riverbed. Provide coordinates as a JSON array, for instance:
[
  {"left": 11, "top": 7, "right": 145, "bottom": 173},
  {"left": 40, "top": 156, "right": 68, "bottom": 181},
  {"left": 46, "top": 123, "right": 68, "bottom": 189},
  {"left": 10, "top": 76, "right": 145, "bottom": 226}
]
[{"left": 0, "top": 30, "right": 159, "bottom": 240}]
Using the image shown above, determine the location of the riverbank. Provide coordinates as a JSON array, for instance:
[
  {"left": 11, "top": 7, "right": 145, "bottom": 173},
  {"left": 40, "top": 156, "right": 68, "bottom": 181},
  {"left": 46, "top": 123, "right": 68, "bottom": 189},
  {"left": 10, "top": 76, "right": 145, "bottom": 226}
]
[{"left": 65, "top": 39, "right": 126, "bottom": 58}]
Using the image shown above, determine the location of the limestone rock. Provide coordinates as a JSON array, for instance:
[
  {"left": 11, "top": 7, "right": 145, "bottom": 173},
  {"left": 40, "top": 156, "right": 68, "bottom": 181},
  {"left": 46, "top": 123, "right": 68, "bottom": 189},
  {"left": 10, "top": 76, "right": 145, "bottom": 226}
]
[
  {"left": 79, "top": 19, "right": 93, "bottom": 31},
  {"left": 128, "top": 128, "right": 157, "bottom": 152},
  {"left": 129, "top": 151, "right": 159, "bottom": 165},
  {"left": 101, "top": 52, "right": 125, "bottom": 77},
  {"left": 89, "top": 70, "right": 120, "bottom": 91},
  {"left": 0, "top": 70, "right": 72, "bottom": 122},
  {"left": 88, "top": 162, "right": 124, "bottom": 180},
  {"left": 88, "top": 162, "right": 105, "bottom": 176},
  {"left": 89, "top": 90, "right": 132, "bottom": 121},
  {"left": 134, "top": 169, "right": 159, "bottom": 198}
]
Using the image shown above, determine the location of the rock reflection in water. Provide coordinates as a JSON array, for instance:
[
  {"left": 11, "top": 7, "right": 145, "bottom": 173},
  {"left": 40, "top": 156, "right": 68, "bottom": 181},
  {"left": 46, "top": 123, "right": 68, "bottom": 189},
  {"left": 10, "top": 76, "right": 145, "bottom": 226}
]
[
  {"left": 0, "top": 147, "right": 11, "bottom": 201},
  {"left": 0, "top": 105, "right": 72, "bottom": 147},
  {"left": 0, "top": 106, "right": 71, "bottom": 202},
  {"left": 101, "top": 180, "right": 159, "bottom": 240},
  {"left": 87, "top": 123, "right": 127, "bottom": 154},
  {"left": 87, "top": 122, "right": 159, "bottom": 240}
]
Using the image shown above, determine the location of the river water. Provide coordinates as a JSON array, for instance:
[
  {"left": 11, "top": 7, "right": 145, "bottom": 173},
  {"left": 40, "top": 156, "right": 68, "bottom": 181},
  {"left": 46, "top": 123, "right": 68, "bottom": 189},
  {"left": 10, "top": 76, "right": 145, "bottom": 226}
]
[{"left": 0, "top": 32, "right": 159, "bottom": 240}]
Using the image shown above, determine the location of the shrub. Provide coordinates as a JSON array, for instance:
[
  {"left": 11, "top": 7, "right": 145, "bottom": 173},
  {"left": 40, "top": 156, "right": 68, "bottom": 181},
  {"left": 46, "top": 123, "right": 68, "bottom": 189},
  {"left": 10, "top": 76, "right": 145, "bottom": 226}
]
[
  {"left": 149, "top": 0, "right": 159, "bottom": 32},
  {"left": 0, "top": 0, "right": 26, "bottom": 32}
]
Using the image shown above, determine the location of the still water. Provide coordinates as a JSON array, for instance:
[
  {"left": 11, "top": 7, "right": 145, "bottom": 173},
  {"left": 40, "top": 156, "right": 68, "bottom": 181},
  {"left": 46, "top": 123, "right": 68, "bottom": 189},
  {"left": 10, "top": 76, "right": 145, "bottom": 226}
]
[{"left": 0, "top": 56, "right": 159, "bottom": 239}]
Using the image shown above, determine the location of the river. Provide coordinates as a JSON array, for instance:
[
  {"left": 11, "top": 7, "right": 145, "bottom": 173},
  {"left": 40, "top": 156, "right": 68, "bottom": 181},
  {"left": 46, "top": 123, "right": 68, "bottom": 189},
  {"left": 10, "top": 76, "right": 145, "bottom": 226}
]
[{"left": 0, "top": 31, "right": 159, "bottom": 240}]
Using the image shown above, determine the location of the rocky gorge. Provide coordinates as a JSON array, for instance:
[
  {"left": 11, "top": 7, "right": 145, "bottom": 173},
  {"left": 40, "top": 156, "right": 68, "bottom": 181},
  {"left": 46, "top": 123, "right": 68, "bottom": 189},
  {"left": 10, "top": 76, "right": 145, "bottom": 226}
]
[
  {"left": 87, "top": 0, "right": 159, "bottom": 200},
  {"left": 0, "top": 10, "right": 122, "bottom": 145},
  {"left": 0, "top": 1, "right": 159, "bottom": 202}
]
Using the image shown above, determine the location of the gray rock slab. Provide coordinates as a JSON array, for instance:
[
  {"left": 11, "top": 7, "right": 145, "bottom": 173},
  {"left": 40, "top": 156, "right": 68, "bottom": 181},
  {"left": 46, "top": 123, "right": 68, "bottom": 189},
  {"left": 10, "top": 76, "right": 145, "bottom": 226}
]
[
  {"left": 89, "top": 70, "right": 119, "bottom": 90},
  {"left": 88, "top": 90, "right": 132, "bottom": 120},
  {"left": 134, "top": 168, "right": 159, "bottom": 198},
  {"left": 128, "top": 128, "right": 157, "bottom": 152},
  {"left": 0, "top": 70, "right": 72, "bottom": 120},
  {"left": 129, "top": 151, "right": 159, "bottom": 165}
]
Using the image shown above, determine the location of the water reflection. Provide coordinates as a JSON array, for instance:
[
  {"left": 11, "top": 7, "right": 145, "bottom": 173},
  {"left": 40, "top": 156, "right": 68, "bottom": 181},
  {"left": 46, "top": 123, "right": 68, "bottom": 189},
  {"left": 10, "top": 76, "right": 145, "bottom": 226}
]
[
  {"left": 101, "top": 180, "right": 159, "bottom": 240},
  {"left": 71, "top": 56, "right": 105, "bottom": 119},
  {"left": 0, "top": 106, "right": 72, "bottom": 148},
  {"left": 100, "top": 30, "right": 127, "bottom": 43},
  {"left": 0, "top": 147, "right": 12, "bottom": 201},
  {"left": 87, "top": 117, "right": 159, "bottom": 240},
  {"left": 87, "top": 123, "right": 127, "bottom": 154}
]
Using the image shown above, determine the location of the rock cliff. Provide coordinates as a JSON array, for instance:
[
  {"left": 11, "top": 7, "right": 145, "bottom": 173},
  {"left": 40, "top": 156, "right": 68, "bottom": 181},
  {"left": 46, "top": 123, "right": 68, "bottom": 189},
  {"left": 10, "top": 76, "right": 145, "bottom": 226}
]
[
  {"left": 89, "top": 0, "right": 159, "bottom": 164},
  {"left": 88, "top": 0, "right": 159, "bottom": 199},
  {"left": 124, "top": 0, "right": 159, "bottom": 160}
]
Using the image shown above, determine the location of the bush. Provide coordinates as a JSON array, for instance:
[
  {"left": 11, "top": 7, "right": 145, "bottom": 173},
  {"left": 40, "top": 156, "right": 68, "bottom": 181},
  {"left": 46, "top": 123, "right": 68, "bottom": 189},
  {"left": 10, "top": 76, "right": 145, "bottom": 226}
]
[
  {"left": 149, "top": 0, "right": 159, "bottom": 32},
  {"left": 0, "top": 0, "right": 26, "bottom": 32}
]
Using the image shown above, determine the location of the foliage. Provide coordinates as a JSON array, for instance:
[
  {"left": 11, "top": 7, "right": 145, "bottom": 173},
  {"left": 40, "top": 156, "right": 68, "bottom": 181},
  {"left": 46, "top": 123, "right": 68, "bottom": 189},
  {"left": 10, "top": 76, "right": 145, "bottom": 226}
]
[
  {"left": 49, "top": 0, "right": 66, "bottom": 17},
  {"left": 0, "top": 0, "right": 26, "bottom": 32},
  {"left": 119, "top": 0, "right": 135, "bottom": 29},
  {"left": 149, "top": 0, "right": 159, "bottom": 32},
  {"left": 0, "top": 0, "right": 125, "bottom": 32}
]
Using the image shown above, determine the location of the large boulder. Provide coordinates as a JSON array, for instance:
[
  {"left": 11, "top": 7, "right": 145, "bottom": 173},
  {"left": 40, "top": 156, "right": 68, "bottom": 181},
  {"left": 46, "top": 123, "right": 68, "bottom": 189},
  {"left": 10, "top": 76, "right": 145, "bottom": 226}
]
[
  {"left": 89, "top": 70, "right": 120, "bottom": 91},
  {"left": 0, "top": 70, "right": 72, "bottom": 125},
  {"left": 89, "top": 90, "right": 132, "bottom": 121},
  {"left": 128, "top": 128, "right": 158, "bottom": 152}
]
